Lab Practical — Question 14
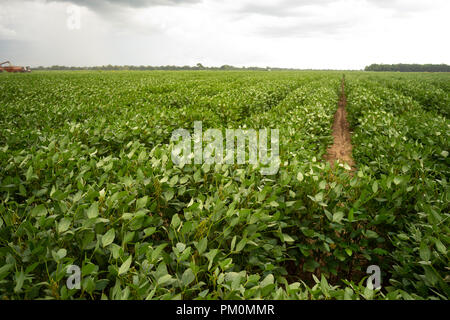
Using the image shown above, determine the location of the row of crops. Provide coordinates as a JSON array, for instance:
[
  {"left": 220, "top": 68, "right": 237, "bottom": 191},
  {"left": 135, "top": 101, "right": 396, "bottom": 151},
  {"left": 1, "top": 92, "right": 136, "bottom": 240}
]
[
  {"left": 0, "top": 71, "right": 448, "bottom": 299},
  {"left": 344, "top": 73, "right": 449, "bottom": 299}
]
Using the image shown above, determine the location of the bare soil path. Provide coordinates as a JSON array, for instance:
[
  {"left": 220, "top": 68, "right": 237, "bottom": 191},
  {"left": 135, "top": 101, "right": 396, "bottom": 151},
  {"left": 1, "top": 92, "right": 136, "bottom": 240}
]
[
  {"left": 286, "top": 78, "right": 355, "bottom": 283},
  {"left": 324, "top": 77, "right": 354, "bottom": 168}
]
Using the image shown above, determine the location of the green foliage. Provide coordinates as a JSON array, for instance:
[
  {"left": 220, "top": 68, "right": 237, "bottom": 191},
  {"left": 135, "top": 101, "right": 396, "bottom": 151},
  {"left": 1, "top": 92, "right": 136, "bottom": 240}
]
[
  {"left": 345, "top": 73, "right": 449, "bottom": 299},
  {"left": 0, "top": 70, "right": 448, "bottom": 300}
]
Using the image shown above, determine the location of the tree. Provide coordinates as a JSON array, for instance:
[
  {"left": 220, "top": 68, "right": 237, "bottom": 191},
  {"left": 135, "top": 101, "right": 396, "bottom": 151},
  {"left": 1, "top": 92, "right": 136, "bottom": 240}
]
[{"left": 365, "top": 63, "right": 450, "bottom": 72}]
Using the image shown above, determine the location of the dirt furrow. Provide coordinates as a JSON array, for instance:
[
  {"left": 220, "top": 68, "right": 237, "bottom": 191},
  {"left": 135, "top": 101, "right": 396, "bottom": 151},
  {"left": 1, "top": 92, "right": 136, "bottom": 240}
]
[{"left": 324, "top": 77, "right": 354, "bottom": 168}]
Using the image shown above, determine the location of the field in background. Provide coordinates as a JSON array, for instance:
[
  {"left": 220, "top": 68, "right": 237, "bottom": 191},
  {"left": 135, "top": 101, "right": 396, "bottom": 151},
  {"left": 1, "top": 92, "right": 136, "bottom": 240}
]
[{"left": 0, "top": 70, "right": 448, "bottom": 300}]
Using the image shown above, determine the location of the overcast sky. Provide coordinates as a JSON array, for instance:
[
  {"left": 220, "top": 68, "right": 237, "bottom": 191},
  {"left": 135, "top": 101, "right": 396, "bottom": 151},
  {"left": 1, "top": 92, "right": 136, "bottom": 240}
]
[{"left": 1, "top": 0, "right": 449, "bottom": 69}]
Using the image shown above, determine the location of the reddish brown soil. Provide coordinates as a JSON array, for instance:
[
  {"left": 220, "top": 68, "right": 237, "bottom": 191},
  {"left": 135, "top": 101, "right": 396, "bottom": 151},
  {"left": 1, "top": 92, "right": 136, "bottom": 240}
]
[
  {"left": 285, "top": 78, "right": 357, "bottom": 284},
  {"left": 324, "top": 78, "right": 354, "bottom": 169}
]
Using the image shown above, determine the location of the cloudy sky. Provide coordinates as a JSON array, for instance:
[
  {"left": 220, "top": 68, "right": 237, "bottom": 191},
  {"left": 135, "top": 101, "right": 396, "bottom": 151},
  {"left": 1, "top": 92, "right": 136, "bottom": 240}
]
[{"left": 1, "top": 0, "right": 449, "bottom": 69}]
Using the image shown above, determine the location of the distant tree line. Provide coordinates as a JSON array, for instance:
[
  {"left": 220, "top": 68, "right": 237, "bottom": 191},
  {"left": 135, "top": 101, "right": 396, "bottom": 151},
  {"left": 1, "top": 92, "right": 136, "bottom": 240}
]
[
  {"left": 31, "top": 64, "right": 279, "bottom": 72},
  {"left": 30, "top": 63, "right": 337, "bottom": 72},
  {"left": 365, "top": 64, "right": 450, "bottom": 72}
]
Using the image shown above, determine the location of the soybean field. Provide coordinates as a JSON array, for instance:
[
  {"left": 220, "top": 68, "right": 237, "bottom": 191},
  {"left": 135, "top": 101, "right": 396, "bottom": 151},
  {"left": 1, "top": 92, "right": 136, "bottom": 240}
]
[{"left": 0, "top": 70, "right": 448, "bottom": 300}]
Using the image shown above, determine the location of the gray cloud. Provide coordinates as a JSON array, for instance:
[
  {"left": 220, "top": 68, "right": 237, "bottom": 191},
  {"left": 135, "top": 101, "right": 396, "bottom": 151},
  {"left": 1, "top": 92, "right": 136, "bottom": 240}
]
[
  {"left": 233, "top": 0, "right": 358, "bottom": 38},
  {"left": 48, "top": 0, "right": 200, "bottom": 8},
  {"left": 258, "top": 19, "right": 354, "bottom": 38},
  {"left": 236, "top": 0, "right": 336, "bottom": 17},
  {"left": 42, "top": 0, "right": 200, "bottom": 35},
  {"left": 0, "top": 39, "right": 34, "bottom": 65},
  {"left": 365, "top": 0, "right": 435, "bottom": 14},
  {"left": 42, "top": 0, "right": 201, "bottom": 13},
  {"left": 236, "top": 0, "right": 436, "bottom": 18}
]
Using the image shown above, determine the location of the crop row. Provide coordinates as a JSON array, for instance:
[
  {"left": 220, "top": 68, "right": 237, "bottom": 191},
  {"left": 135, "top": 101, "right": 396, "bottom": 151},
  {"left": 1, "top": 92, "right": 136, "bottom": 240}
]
[{"left": 345, "top": 74, "right": 449, "bottom": 299}]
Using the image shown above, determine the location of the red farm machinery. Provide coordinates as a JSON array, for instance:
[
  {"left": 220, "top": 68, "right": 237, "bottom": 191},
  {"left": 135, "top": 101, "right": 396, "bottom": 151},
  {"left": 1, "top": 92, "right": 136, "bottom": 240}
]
[{"left": 0, "top": 61, "right": 31, "bottom": 73}]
